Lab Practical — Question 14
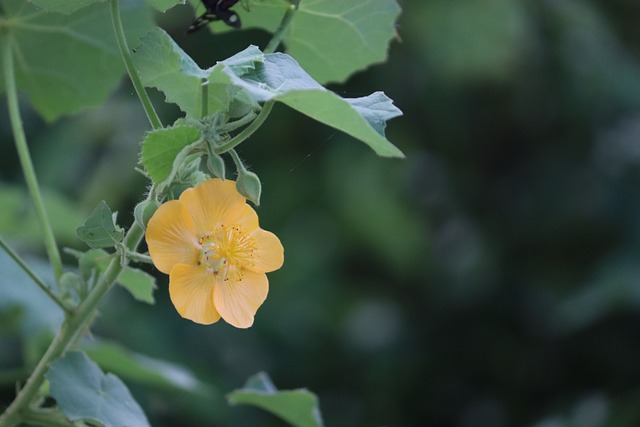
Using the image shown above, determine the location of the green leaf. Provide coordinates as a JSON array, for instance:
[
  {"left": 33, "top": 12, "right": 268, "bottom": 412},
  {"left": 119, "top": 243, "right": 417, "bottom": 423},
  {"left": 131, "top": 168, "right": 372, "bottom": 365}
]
[
  {"left": 134, "top": 32, "right": 402, "bottom": 156},
  {"left": 228, "top": 372, "right": 324, "bottom": 427},
  {"left": 46, "top": 351, "right": 150, "bottom": 427},
  {"left": 114, "top": 265, "right": 157, "bottom": 304},
  {"left": 0, "top": 0, "right": 153, "bottom": 121},
  {"left": 79, "top": 248, "right": 156, "bottom": 304},
  {"left": 27, "top": 0, "right": 103, "bottom": 14},
  {"left": 205, "top": 0, "right": 402, "bottom": 83},
  {"left": 83, "top": 339, "right": 213, "bottom": 395},
  {"left": 133, "top": 28, "right": 234, "bottom": 117},
  {"left": 220, "top": 49, "right": 403, "bottom": 157},
  {"left": 76, "top": 201, "right": 124, "bottom": 249},
  {"left": 140, "top": 124, "right": 202, "bottom": 185},
  {"left": 146, "top": 0, "right": 183, "bottom": 12}
]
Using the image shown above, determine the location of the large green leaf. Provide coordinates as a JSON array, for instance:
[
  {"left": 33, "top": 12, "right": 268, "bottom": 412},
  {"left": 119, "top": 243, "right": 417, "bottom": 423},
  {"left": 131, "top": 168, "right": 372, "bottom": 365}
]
[
  {"left": 0, "top": 0, "right": 153, "bottom": 121},
  {"left": 133, "top": 28, "right": 235, "bottom": 117},
  {"left": 220, "top": 48, "right": 404, "bottom": 157},
  {"left": 83, "top": 339, "right": 213, "bottom": 395},
  {"left": 196, "top": 0, "right": 402, "bottom": 84},
  {"left": 27, "top": 0, "right": 103, "bottom": 14},
  {"left": 228, "top": 372, "right": 324, "bottom": 427},
  {"left": 146, "top": 0, "right": 183, "bottom": 12},
  {"left": 134, "top": 31, "right": 403, "bottom": 157},
  {"left": 46, "top": 351, "right": 150, "bottom": 427}
]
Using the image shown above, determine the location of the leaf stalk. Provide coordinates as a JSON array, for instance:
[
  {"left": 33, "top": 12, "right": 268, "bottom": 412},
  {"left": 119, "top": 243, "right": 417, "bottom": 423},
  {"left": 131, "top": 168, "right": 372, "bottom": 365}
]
[
  {"left": 0, "top": 236, "right": 71, "bottom": 313},
  {"left": 110, "top": 0, "right": 162, "bottom": 130},
  {"left": 2, "top": 38, "right": 64, "bottom": 284}
]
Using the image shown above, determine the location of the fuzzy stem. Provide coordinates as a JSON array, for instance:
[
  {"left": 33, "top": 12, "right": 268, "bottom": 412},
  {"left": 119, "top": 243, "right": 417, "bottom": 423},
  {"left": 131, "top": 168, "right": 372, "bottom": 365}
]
[
  {"left": 110, "top": 0, "right": 162, "bottom": 130},
  {"left": 3, "top": 38, "right": 64, "bottom": 283}
]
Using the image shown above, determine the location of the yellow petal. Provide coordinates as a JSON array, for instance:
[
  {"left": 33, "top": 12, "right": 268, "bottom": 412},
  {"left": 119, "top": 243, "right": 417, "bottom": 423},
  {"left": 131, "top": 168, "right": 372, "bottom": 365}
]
[
  {"left": 169, "top": 264, "right": 221, "bottom": 325},
  {"left": 232, "top": 204, "right": 259, "bottom": 233},
  {"left": 179, "top": 179, "right": 246, "bottom": 236},
  {"left": 245, "top": 229, "right": 284, "bottom": 273},
  {"left": 214, "top": 270, "right": 268, "bottom": 328},
  {"left": 146, "top": 200, "right": 199, "bottom": 274}
]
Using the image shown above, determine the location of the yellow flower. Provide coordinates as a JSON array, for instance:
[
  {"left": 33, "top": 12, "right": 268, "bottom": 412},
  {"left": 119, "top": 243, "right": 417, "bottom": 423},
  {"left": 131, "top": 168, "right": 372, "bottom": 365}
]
[{"left": 145, "top": 179, "right": 284, "bottom": 328}]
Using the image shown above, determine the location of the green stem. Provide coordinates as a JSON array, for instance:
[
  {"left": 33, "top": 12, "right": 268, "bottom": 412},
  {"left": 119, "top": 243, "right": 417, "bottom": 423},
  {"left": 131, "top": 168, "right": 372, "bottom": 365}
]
[
  {"left": 0, "top": 224, "right": 145, "bottom": 427},
  {"left": 0, "top": 236, "right": 71, "bottom": 313},
  {"left": 264, "top": 0, "right": 300, "bottom": 54},
  {"left": 219, "top": 111, "right": 257, "bottom": 133},
  {"left": 110, "top": 0, "right": 162, "bottom": 130},
  {"left": 228, "top": 148, "right": 247, "bottom": 174},
  {"left": 3, "top": 38, "right": 64, "bottom": 283},
  {"left": 215, "top": 101, "right": 274, "bottom": 154}
]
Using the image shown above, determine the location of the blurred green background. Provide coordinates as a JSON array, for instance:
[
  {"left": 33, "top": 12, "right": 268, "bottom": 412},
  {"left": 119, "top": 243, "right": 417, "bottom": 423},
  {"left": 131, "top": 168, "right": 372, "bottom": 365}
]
[{"left": 3, "top": 0, "right": 640, "bottom": 426}]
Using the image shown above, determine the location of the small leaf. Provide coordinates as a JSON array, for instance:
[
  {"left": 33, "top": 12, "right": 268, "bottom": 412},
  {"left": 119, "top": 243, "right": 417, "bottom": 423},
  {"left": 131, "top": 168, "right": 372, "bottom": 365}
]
[
  {"left": 140, "top": 124, "right": 202, "bottom": 185},
  {"left": 77, "top": 201, "right": 124, "bottom": 249},
  {"left": 228, "top": 372, "right": 324, "bottom": 427},
  {"left": 46, "top": 351, "right": 150, "bottom": 427}
]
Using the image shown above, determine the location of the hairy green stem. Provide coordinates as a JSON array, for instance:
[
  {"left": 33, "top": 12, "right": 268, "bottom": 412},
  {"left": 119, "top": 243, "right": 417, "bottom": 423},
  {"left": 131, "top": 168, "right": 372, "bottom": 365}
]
[
  {"left": 0, "top": 236, "right": 71, "bottom": 313},
  {"left": 219, "top": 111, "right": 257, "bottom": 133},
  {"left": 215, "top": 101, "right": 274, "bottom": 154},
  {"left": 264, "top": 0, "right": 300, "bottom": 54},
  {"left": 3, "top": 38, "right": 65, "bottom": 284},
  {"left": 0, "top": 224, "right": 145, "bottom": 427},
  {"left": 200, "top": 79, "right": 209, "bottom": 118},
  {"left": 110, "top": 0, "right": 162, "bottom": 130},
  {"left": 228, "top": 148, "right": 247, "bottom": 174}
]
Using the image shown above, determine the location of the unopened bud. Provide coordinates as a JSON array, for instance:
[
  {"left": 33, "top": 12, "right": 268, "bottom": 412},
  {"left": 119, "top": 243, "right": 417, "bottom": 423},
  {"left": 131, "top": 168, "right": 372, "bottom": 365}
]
[
  {"left": 207, "top": 153, "right": 226, "bottom": 180},
  {"left": 236, "top": 171, "right": 262, "bottom": 206},
  {"left": 134, "top": 199, "right": 160, "bottom": 231}
]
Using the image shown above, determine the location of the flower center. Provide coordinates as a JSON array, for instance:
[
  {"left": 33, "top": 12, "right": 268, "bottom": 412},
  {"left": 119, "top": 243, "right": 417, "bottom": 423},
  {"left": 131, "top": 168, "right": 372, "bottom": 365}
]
[{"left": 198, "top": 224, "right": 256, "bottom": 282}]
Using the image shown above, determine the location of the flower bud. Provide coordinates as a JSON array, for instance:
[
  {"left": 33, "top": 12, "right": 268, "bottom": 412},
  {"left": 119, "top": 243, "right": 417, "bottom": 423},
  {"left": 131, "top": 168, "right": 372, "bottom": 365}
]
[
  {"left": 236, "top": 171, "right": 262, "bottom": 206},
  {"left": 207, "top": 153, "right": 226, "bottom": 180},
  {"left": 134, "top": 199, "right": 160, "bottom": 231}
]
